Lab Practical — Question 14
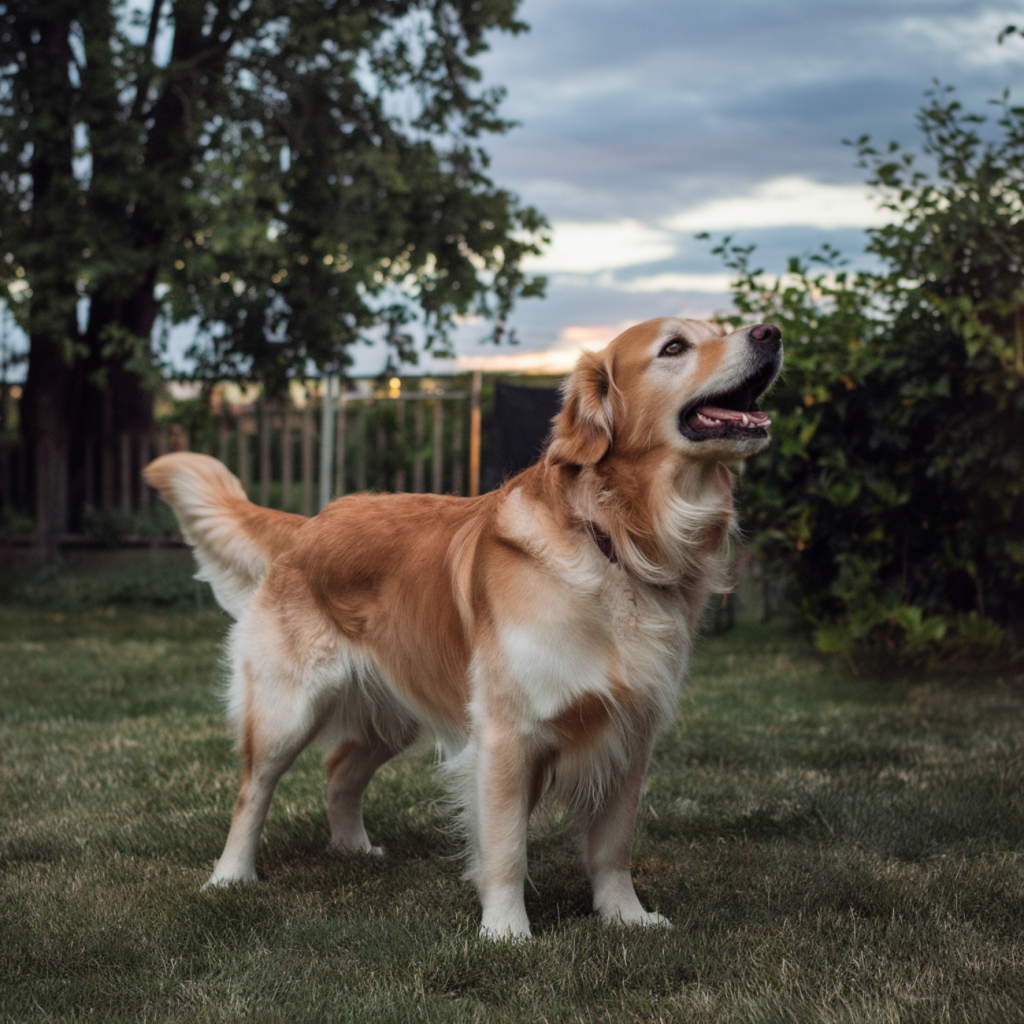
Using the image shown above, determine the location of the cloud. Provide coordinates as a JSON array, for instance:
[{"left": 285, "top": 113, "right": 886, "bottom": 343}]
[
  {"left": 455, "top": 348, "right": 582, "bottom": 373},
  {"left": 521, "top": 218, "right": 677, "bottom": 274},
  {"left": 478, "top": 0, "right": 1023, "bottom": 225},
  {"left": 455, "top": 323, "right": 623, "bottom": 373},
  {"left": 664, "top": 176, "right": 895, "bottom": 232},
  {"left": 613, "top": 272, "right": 736, "bottom": 294},
  {"left": 901, "top": 9, "right": 1024, "bottom": 67},
  {"left": 559, "top": 325, "right": 619, "bottom": 345}
]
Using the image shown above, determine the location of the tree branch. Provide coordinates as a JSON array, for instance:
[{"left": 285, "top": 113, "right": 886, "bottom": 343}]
[
  {"left": 143, "top": 0, "right": 163, "bottom": 59},
  {"left": 128, "top": 0, "right": 165, "bottom": 123}
]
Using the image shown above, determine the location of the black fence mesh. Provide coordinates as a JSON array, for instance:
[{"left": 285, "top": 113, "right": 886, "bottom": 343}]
[{"left": 482, "top": 380, "right": 561, "bottom": 492}]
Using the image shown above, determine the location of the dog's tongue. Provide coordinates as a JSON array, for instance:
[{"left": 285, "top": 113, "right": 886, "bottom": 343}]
[{"left": 696, "top": 405, "right": 771, "bottom": 428}]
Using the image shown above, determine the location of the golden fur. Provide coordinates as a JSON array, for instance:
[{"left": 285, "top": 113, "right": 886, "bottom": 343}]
[{"left": 144, "top": 316, "right": 781, "bottom": 938}]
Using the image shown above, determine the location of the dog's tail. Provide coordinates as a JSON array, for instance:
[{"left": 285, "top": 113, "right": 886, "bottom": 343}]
[{"left": 144, "top": 452, "right": 307, "bottom": 618}]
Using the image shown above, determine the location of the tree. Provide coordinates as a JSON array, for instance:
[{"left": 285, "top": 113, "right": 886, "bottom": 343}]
[
  {"left": 709, "top": 83, "right": 1024, "bottom": 660},
  {"left": 0, "top": 0, "right": 546, "bottom": 557}
]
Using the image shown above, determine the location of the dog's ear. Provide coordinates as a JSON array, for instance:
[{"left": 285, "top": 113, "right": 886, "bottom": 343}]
[{"left": 547, "top": 351, "right": 613, "bottom": 466}]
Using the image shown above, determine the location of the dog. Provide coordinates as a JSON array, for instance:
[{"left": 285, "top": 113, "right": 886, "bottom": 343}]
[{"left": 144, "top": 316, "right": 782, "bottom": 939}]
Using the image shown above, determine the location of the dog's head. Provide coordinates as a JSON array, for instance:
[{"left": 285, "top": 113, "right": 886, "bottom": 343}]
[{"left": 548, "top": 317, "right": 782, "bottom": 467}]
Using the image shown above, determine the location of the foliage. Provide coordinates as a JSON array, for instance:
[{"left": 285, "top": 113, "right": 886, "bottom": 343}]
[
  {"left": 0, "top": 548, "right": 209, "bottom": 607},
  {"left": 0, "top": 0, "right": 546, "bottom": 385},
  {"left": 0, "top": 1, "right": 546, "bottom": 550},
  {"left": 709, "top": 85, "right": 1024, "bottom": 661}
]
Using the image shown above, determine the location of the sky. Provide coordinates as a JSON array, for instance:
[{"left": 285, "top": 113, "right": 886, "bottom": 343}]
[
  {"left": 414, "top": 0, "right": 1024, "bottom": 375},
  {"left": 6, "top": 1, "right": 1024, "bottom": 379}
]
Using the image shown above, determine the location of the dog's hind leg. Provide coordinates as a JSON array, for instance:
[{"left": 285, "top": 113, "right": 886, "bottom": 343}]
[
  {"left": 206, "top": 666, "right": 325, "bottom": 888},
  {"left": 324, "top": 726, "right": 416, "bottom": 855},
  {"left": 579, "top": 723, "right": 670, "bottom": 928}
]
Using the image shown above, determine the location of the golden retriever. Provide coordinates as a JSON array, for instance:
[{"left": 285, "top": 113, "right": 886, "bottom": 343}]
[{"left": 144, "top": 316, "right": 782, "bottom": 939}]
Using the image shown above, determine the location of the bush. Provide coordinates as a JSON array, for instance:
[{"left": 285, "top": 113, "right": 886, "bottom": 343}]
[
  {"left": 711, "top": 86, "right": 1024, "bottom": 663},
  {"left": 2, "top": 550, "right": 213, "bottom": 610}
]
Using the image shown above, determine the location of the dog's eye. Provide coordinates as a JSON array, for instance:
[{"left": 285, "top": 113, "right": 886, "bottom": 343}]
[{"left": 659, "top": 338, "right": 690, "bottom": 357}]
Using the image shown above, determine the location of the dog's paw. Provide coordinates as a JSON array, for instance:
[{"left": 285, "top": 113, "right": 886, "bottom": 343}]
[
  {"left": 479, "top": 895, "right": 532, "bottom": 941},
  {"left": 638, "top": 910, "right": 672, "bottom": 928},
  {"left": 600, "top": 907, "right": 672, "bottom": 929},
  {"left": 201, "top": 870, "right": 257, "bottom": 891},
  {"left": 479, "top": 923, "right": 532, "bottom": 942},
  {"left": 328, "top": 841, "right": 385, "bottom": 858}
]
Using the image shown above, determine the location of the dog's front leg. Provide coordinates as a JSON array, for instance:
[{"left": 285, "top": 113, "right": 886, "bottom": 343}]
[
  {"left": 580, "top": 723, "right": 670, "bottom": 928},
  {"left": 474, "top": 730, "right": 535, "bottom": 940}
]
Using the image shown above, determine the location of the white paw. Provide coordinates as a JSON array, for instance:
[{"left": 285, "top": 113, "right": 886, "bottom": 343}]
[
  {"left": 329, "top": 841, "right": 385, "bottom": 858},
  {"left": 639, "top": 910, "right": 672, "bottom": 928},
  {"left": 600, "top": 908, "right": 672, "bottom": 929},
  {"left": 201, "top": 870, "right": 257, "bottom": 891},
  {"left": 479, "top": 922, "right": 532, "bottom": 942},
  {"left": 479, "top": 886, "right": 531, "bottom": 940}
]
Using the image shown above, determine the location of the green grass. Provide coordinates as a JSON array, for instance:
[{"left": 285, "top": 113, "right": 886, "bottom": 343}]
[
  {"left": 0, "top": 549, "right": 210, "bottom": 610},
  {"left": 2, "top": 608, "right": 1024, "bottom": 1022}
]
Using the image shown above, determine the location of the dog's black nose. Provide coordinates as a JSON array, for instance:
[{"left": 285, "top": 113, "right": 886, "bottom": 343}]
[{"left": 749, "top": 323, "right": 781, "bottom": 344}]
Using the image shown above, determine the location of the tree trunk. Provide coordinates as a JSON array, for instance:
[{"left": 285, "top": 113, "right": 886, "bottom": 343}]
[
  {"left": 72, "top": 277, "right": 159, "bottom": 528},
  {"left": 21, "top": 334, "right": 82, "bottom": 561},
  {"left": 23, "top": 278, "right": 159, "bottom": 551},
  {"left": 14, "top": 7, "right": 80, "bottom": 559}
]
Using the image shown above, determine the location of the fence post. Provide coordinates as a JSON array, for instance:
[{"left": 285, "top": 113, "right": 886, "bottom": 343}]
[
  {"left": 356, "top": 400, "right": 367, "bottom": 493},
  {"left": 102, "top": 436, "right": 115, "bottom": 511},
  {"left": 0, "top": 384, "right": 8, "bottom": 513},
  {"left": 394, "top": 397, "right": 406, "bottom": 493},
  {"left": 319, "top": 376, "right": 337, "bottom": 511},
  {"left": 281, "top": 408, "right": 293, "bottom": 512},
  {"left": 431, "top": 399, "right": 443, "bottom": 494},
  {"left": 238, "top": 417, "right": 253, "bottom": 498},
  {"left": 138, "top": 434, "right": 151, "bottom": 510},
  {"left": 259, "top": 404, "right": 272, "bottom": 508},
  {"left": 120, "top": 433, "right": 132, "bottom": 516},
  {"left": 335, "top": 391, "right": 347, "bottom": 498},
  {"left": 301, "top": 401, "right": 314, "bottom": 516},
  {"left": 83, "top": 438, "right": 95, "bottom": 513},
  {"left": 218, "top": 416, "right": 230, "bottom": 469},
  {"left": 375, "top": 406, "right": 386, "bottom": 490},
  {"left": 0, "top": 442, "right": 8, "bottom": 514},
  {"left": 413, "top": 398, "right": 425, "bottom": 493},
  {"left": 468, "top": 369, "right": 482, "bottom": 498},
  {"left": 451, "top": 401, "right": 463, "bottom": 496}
]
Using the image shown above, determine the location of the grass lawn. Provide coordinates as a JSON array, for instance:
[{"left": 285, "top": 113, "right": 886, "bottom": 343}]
[{"left": 2, "top": 606, "right": 1024, "bottom": 1022}]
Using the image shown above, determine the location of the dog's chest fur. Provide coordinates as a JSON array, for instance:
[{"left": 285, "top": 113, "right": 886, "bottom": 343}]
[{"left": 488, "top": 481, "right": 728, "bottom": 733}]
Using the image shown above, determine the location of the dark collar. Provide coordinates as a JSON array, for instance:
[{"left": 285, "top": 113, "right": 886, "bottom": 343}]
[{"left": 582, "top": 520, "right": 619, "bottom": 565}]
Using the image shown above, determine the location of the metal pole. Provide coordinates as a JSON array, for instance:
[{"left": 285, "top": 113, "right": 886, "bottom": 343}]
[
  {"left": 318, "top": 376, "right": 336, "bottom": 511},
  {"left": 335, "top": 390, "right": 347, "bottom": 498}
]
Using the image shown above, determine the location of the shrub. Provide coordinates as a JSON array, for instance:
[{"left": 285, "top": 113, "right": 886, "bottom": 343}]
[{"left": 711, "top": 86, "right": 1024, "bottom": 662}]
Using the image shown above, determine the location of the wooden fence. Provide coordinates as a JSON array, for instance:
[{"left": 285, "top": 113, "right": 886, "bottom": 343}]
[{"left": 0, "top": 373, "right": 484, "bottom": 535}]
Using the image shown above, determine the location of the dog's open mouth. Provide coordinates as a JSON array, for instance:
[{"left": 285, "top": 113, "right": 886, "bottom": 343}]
[{"left": 678, "top": 360, "right": 778, "bottom": 442}]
